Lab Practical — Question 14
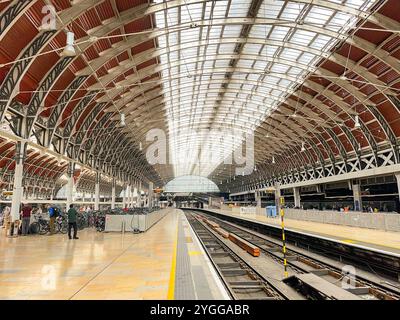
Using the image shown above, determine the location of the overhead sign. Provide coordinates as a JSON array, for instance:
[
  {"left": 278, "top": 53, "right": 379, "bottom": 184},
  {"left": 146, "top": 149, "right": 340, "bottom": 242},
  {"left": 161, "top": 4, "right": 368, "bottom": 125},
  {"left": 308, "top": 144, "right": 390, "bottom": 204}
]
[{"left": 2, "top": 191, "right": 13, "bottom": 196}]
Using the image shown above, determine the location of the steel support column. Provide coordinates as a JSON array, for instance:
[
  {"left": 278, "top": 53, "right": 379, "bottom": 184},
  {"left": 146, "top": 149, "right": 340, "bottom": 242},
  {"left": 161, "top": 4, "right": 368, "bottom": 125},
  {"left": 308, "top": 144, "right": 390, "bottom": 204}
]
[
  {"left": 122, "top": 186, "right": 127, "bottom": 209},
  {"left": 138, "top": 181, "right": 143, "bottom": 207},
  {"left": 126, "top": 184, "right": 131, "bottom": 208},
  {"left": 95, "top": 172, "right": 100, "bottom": 210},
  {"left": 255, "top": 190, "right": 261, "bottom": 208},
  {"left": 66, "top": 162, "right": 75, "bottom": 210},
  {"left": 133, "top": 186, "right": 138, "bottom": 208},
  {"left": 130, "top": 184, "right": 135, "bottom": 208},
  {"left": 111, "top": 178, "right": 116, "bottom": 209},
  {"left": 10, "top": 140, "right": 27, "bottom": 222},
  {"left": 395, "top": 174, "right": 400, "bottom": 205},
  {"left": 275, "top": 184, "right": 281, "bottom": 213},
  {"left": 352, "top": 183, "right": 362, "bottom": 212},
  {"left": 148, "top": 182, "right": 154, "bottom": 209},
  {"left": 293, "top": 187, "right": 301, "bottom": 208}
]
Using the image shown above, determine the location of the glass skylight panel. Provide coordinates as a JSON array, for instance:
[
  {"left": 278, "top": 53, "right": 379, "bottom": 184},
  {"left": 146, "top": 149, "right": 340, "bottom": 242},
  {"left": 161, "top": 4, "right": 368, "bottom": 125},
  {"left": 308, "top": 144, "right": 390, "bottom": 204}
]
[
  {"left": 237, "top": 59, "right": 254, "bottom": 69},
  {"left": 329, "top": 12, "right": 353, "bottom": 31},
  {"left": 249, "top": 24, "right": 272, "bottom": 38},
  {"left": 213, "top": 1, "right": 229, "bottom": 18},
  {"left": 223, "top": 25, "right": 242, "bottom": 37},
  {"left": 310, "top": 34, "right": 332, "bottom": 50},
  {"left": 280, "top": 2, "right": 305, "bottom": 20},
  {"left": 242, "top": 43, "right": 262, "bottom": 55},
  {"left": 290, "top": 29, "right": 316, "bottom": 46},
  {"left": 259, "top": 1, "right": 283, "bottom": 19},
  {"left": 219, "top": 43, "right": 236, "bottom": 53},
  {"left": 289, "top": 66, "right": 304, "bottom": 76},
  {"left": 154, "top": 0, "right": 376, "bottom": 180},
  {"left": 214, "top": 59, "right": 230, "bottom": 68},
  {"left": 306, "top": 7, "right": 334, "bottom": 25},
  {"left": 271, "top": 64, "right": 290, "bottom": 74},
  {"left": 242, "top": 83, "right": 254, "bottom": 91},
  {"left": 180, "top": 29, "right": 199, "bottom": 43},
  {"left": 247, "top": 73, "right": 261, "bottom": 81},
  {"left": 270, "top": 26, "right": 290, "bottom": 41},
  {"left": 228, "top": 1, "right": 251, "bottom": 17}
]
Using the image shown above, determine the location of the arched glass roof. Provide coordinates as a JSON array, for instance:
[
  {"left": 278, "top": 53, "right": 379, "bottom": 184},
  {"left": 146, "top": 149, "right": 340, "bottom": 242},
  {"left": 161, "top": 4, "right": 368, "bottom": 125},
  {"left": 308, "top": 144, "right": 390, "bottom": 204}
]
[
  {"left": 154, "top": 0, "right": 379, "bottom": 178},
  {"left": 165, "top": 175, "right": 220, "bottom": 192},
  {"left": 0, "top": 0, "right": 399, "bottom": 195}
]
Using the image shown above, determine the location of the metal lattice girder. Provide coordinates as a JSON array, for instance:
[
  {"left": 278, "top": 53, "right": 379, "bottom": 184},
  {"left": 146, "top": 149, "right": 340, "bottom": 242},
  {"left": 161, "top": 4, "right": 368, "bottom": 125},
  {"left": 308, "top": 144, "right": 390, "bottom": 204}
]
[
  {"left": 0, "top": 31, "right": 56, "bottom": 124},
  {"left": 243, "top": 148, "right": 397, "bottom": 193},
  {"left": 314, "top": 132, "right": 336, "bottom": 167},
  {"left": 0, "top": 0, "right": 128, "bottom": 122},
  {"left": 365, "top": 104, "right": 398, "bottom": 162},
  {"left": 84, "top": 116, "right": 120, "bottom": 160},
  {"left": 86, "top": 54, "right": 376, "bottom": 162},
  {"left": 24, "top": 57, "right": 74, "bottom": 136},
  {"left": 0, "top": 0, "right": 34, "bottom": 41},
  {"left": 1, "top": 0, "right": 399, "bottom": 190},
  {"left": 46, "top": 75, "right": 88, "bottom": 146},
  {"left": 32, "top": 11, "right": 400, "bottom": 148},
  {"left": 72, "top": 103, "right": 107, "bottom": 147},
  {"left": 326, "top": 128, "right": 348, "bottom": 162},
  {"left": 341, "top": 125, "right": 362, "bottom": 164}
]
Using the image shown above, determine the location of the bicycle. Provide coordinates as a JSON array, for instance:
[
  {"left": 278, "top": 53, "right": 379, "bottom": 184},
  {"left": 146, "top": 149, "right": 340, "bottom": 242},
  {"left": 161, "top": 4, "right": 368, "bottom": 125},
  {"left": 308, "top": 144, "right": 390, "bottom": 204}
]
[
  {"left": 94, "top": 212, "right": 106, "bottom": 232},
  {"left": 77, "top": 213, "right": 89, "bottom": 230},
  {"left": 29, "top": 214, "right": 50, "bottom": 235},
  {"left": 54, "top": 214, "right": 68, "bottom": 234}
]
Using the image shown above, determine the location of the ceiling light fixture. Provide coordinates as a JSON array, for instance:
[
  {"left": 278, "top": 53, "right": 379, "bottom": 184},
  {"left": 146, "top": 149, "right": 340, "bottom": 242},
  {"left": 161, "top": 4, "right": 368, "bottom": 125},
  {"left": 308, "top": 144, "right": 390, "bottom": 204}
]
[
  {"left": 354, "top": 115, "right": 361, "bottom": 129},
  {"left": 62, "top": 32, "right": 76, "bottom": 57},
  {"left": 301, "top": 142, "right": 306, "bottom": 152},
  {"left": 272, "top": 156, "right": 275, "bottom": 164},
  {"left": 120, "top": 113, "right": 126, "bottom": 127}
]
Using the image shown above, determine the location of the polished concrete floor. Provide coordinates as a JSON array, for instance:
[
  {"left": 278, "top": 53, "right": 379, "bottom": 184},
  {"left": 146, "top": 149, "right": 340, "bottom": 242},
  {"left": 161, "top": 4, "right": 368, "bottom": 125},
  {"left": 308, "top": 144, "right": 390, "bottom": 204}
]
[
  {"left": 227, "top": 211, "right": 400, "bottom": 254},
  {"left": 0, "top": 211, "right": 180, "bottom": 300}
]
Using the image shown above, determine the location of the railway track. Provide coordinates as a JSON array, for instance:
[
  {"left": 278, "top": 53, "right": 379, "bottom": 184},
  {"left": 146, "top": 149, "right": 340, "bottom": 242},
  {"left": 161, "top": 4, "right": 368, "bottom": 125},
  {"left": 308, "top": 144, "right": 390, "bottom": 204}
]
[
  {"left": 185, "top": 213, "right": 295, "bottom": 300},
  {"left": 184, "top": 210, "right": 400, "bottom": 300}
]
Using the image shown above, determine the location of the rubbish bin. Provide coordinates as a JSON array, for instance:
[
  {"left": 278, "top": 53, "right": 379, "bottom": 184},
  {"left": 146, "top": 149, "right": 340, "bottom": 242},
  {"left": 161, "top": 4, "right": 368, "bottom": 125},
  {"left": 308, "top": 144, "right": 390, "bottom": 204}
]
[{"left": 266, "top": 206, "right": 277, "bottom": 217}]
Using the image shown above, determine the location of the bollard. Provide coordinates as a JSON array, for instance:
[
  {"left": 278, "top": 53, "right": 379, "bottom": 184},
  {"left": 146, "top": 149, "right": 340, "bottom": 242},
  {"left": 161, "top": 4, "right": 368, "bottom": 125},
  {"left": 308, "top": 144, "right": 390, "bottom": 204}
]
[
  {"left": 11, "top": 220, "right": 20, "bottom": 238},
  {"left": 5, "top": 221, "right": 12, "bottom": 237}
]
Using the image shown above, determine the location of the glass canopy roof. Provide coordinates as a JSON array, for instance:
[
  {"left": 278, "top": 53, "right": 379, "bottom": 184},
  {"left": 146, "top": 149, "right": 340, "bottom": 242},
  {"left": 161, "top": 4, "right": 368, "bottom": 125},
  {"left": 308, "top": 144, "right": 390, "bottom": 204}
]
[
  {"left": 154, "top": 0, "right": 377, "bottom": 179},
  {"left": 165, "top": 175, "right": 220, "bottom": 193}
]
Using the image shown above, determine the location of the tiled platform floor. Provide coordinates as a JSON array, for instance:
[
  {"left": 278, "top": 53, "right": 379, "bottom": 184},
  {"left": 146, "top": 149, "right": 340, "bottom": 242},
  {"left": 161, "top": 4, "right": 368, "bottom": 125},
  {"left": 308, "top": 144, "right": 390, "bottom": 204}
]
[
  {"left": 209, "top": 209, "right": 400, "bottom": 254},
  {"left": 0, "top": 209, "right": 227, "bottom": 300}
]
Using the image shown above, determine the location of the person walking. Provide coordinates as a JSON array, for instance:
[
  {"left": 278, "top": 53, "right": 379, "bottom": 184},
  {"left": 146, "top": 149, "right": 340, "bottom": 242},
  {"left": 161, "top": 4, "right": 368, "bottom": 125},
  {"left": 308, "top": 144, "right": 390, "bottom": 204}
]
[
  {"left": 67, "top": 204, "right": 79, "bottom": 240},
  {"left": 21, "top": 203, "right": 32, "bottom": 236},
  {"left": 48, "top": 205, "right": 56, "bottom": 235}
]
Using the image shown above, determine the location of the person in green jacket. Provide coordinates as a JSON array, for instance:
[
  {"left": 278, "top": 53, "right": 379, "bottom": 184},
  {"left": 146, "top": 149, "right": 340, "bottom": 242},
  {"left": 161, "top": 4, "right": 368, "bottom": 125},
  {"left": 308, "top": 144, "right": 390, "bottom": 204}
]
[{"left": 67, "top": 204, "right": 79, "bottom": 240}]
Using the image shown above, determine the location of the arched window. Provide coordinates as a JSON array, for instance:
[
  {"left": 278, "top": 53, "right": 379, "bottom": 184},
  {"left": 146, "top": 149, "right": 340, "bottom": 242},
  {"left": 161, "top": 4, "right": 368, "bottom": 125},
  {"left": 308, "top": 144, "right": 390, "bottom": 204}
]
[{"left": 165, "top": 175, "right": 220, "bottom": 193}]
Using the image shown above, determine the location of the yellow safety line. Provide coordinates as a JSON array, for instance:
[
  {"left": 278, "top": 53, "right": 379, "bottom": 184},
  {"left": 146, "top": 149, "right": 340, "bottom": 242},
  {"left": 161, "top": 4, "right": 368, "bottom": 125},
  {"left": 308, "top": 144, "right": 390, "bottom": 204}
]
[
  {"left": 342, "top": 239, "right": 357, "bottom": 244},
  {"left": 188, "top": 251, "right": 202, "bottom": 256},
  {"left": 167, "top": 221, "right": 179, "bottom": 300}
]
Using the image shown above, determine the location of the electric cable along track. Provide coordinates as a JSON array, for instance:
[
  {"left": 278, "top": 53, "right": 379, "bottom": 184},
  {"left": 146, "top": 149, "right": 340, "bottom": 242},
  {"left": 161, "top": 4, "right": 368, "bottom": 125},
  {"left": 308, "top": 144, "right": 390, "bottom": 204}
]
[{"left": 184, "top": 210, "right": 400, "bottom": 300}]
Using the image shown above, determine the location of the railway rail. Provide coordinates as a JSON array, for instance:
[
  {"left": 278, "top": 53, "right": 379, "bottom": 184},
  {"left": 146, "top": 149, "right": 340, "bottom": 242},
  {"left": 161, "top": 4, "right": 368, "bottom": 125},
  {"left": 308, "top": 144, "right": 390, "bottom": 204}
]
[
  {"left": 185, "top": 213, "right": 290, "bottom": 300},
  {"left": 184, "top": 209, "right": 400, "bottom": 300},
  {"left": 193, "top": 209, "right": 400, "bottom": 280}
]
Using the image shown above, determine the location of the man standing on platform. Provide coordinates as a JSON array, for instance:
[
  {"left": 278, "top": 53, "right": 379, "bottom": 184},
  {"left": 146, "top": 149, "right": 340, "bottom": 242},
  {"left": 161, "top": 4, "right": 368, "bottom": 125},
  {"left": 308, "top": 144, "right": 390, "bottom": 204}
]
[
  {"left": 67, "top": 204, "right": 79, "bottom": 240},
  {"left": 21, "top": 203, "right": 32, "bottom": 236}
]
